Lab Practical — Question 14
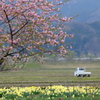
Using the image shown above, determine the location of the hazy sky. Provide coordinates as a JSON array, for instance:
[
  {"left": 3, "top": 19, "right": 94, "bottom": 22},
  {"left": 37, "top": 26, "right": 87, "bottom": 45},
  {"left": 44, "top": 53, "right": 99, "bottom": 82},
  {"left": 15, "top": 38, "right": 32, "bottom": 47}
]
[
  {"left": 61, "top": 0, "right": 100, "bottom": 16},
  {"left": 61, "top": 0, "right": 100, "bottom": 22}
]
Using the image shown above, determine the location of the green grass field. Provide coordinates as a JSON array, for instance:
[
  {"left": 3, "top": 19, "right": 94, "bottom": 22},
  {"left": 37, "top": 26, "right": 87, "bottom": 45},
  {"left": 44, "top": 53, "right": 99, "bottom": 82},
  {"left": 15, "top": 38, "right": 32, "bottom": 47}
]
[{"left": 0, "top": 61, "right": 100, "bottom": 88}]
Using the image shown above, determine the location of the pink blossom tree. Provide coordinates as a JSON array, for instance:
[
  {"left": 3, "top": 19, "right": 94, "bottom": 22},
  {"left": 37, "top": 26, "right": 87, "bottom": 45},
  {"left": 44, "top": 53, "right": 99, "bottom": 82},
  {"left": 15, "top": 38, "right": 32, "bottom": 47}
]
[{"left": 0, "top": 0, "right": 73, "bottom": 70}]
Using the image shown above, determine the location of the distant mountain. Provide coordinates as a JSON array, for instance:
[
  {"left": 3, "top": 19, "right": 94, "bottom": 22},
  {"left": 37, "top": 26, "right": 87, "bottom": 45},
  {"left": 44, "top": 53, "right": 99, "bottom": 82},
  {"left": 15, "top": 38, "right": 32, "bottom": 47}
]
[
  {"left": 61, "top": 0, "right": 100, "bottom": 23},
  {"left": 60, "top": 0, "right": 100, "bottom": 56},
  {"left": 65, "top": 21, "right": 100, "bottom": 56}
]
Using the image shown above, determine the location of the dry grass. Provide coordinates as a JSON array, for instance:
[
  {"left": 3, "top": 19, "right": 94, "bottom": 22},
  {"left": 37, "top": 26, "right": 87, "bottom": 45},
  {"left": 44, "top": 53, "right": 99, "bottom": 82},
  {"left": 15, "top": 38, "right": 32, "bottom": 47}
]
[
  {"left": 42, "top": 61, "right": 100, "bottom": 68},
  {"left": 0, "top": 61, "right": 100, "bottom": 87}
]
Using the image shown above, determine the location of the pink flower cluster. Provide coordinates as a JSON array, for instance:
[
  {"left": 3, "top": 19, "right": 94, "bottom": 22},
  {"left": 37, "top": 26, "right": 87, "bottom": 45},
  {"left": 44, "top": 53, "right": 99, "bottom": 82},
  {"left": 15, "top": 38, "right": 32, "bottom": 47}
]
[
  {"left": 7, "top": 46, "right": 13, "bottom": 50},
  {"left": 0, "top": 0, "right": 73, "bottom": 60},
  {"left": 8, "top": 38, "right": 20, "bottom": 44},
  {"left": 59, "top": 46, "right": 68, "bottom": 55}
]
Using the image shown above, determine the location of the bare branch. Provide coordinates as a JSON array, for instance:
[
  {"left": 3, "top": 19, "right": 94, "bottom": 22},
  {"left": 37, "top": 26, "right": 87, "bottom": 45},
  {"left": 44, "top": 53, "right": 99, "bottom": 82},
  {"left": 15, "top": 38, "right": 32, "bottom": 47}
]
[
  {"left": 13, "top": 21, "right": 29, "bottom": 36},
  {"left": 3, "top": 10, "right": 13, "bottom": 34},
  {"left": 3, "top": 10, "right": 14, "bottom": 46}
]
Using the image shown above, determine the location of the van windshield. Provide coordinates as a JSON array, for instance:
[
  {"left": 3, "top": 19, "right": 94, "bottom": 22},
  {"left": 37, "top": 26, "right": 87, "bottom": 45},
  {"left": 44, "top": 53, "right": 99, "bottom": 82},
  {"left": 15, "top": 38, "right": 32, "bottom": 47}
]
[{"left": 79, "top": 68, "right": 84, "bottom": 70}]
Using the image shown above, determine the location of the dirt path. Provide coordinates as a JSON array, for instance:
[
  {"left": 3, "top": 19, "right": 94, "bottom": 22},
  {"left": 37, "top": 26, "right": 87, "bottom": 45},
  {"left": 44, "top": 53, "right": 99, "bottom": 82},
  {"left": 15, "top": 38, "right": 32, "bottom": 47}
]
[{"left": 1, "top": 81, "right": 100, "bottom": 88}]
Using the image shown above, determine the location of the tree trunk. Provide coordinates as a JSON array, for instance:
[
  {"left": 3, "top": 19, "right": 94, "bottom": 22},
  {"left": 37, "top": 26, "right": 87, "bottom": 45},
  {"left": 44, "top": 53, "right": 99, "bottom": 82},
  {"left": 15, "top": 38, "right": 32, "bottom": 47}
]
[{"left": 0, "top": 58, "right": 6, "bottom": 71}]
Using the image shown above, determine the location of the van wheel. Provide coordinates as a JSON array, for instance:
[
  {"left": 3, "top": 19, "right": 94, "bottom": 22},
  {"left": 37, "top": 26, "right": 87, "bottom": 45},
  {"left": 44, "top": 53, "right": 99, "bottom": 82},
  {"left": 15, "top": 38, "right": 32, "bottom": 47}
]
[
  {"left": 79, "top": 75, "right": 81, "bottom": 77},
  {"left": 88, "top": 74, "right": 90, "bottom": 77}
]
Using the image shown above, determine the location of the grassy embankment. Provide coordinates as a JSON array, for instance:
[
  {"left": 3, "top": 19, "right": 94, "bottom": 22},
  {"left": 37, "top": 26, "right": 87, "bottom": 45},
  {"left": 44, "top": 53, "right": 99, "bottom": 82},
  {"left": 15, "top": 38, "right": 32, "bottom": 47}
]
[{"left": 0, "top": 61, "right": 100, "bottom": 87}]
